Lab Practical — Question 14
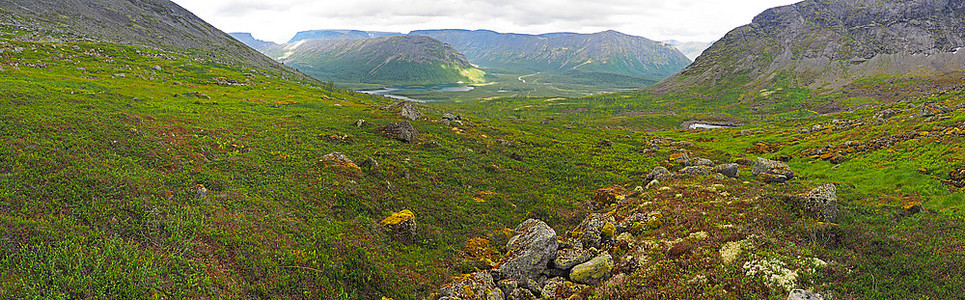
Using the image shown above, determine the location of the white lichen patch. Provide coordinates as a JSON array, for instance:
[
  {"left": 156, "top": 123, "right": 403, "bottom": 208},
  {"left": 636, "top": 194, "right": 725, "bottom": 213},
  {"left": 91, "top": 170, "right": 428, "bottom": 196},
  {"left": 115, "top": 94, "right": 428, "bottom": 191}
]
[
  {"left": 743, "top": 258, "right": 798, "bottom": 291},
  {"left": 689, "top": 231, "right": 709, "bottom": 241},
  {"left": 720, "top": 241, "right": 743, "bottom": 265}
]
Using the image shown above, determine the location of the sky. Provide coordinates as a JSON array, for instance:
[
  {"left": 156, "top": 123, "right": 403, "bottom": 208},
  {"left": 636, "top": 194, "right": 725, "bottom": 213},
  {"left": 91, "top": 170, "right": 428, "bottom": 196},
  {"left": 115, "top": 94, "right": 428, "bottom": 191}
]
[{"left": 171, "top": 0, "right": 801, "bottom": 44}]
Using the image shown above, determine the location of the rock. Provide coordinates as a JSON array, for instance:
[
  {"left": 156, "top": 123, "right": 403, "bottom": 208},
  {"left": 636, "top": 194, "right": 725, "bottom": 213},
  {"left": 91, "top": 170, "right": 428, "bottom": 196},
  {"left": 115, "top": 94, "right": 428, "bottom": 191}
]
[
  {"left": 920, "top": 102, "right": 949, "bottom": 117},
  {"left": 497, "top": 279, "right": 518, "bottom": 296},
  {"left": 440, "top": 119, "right": 451, "bottom": 126},
  {"left": 645, "top": 179, "right": 659, "bottom": 190},
  {"left": 439, "top": 271, "right": 503, "bottom": 300},
  {"left": 877, "top": 108, "right": 897, "bottom": 119},
  {"left": 752, "top": 157, "right": 794, "bottom": 183},
  {"left": 553, "top": 245, "right": 592, "bottom": 270},
  {"left": 399, "top": 102, "right": 424, "bottom": 120},
  {"left": 590, "top": 185, "right": 626, "bottom": 209},
  {"left": 152, "top": 65, "right": 162, "bottom": 71},
  {"left": 381, "top": 121, "right": 419, "bottom": 143},
  {"left": 646, "top": 211, "right": 663, "bottom": 230},
  {"left": 787, "top": 289, "right": 825, "bottom": 300},
  {"left": 321, "top": 152, "right": 362, "bottom": 173},
  {"left": 646, "top": 166, "right": 673, "bottom": 181},
  {"left": 495, "top": 219, "right": 559, "bottom": 282},
  {"left": 616, "top": 213, "right": 650, "bottom": 234},
  {"left": 713, "top": 163, "right": 739, "bottom": 178},
  {"left": 679, "top": 166, "right": 712, "bottom": 176},
  {"left": 379, "top": 210, "right": 416, "bottom": 238},
  {"left": 685, "top": 157, "right": 715, "bottom": 167},
  {"left": 540, "top": 277, "right": 587, "bottom": 300},
  {"left": 506, "top": 288, "right": 536, "bottom": 300},
  {"left": 572, "top": 213, "right": 616, "bottom": 249},
  {"left": 569, "top": 253, "right": 614, "bottom": 284},
  {"left": 112, "top": 73, "right": 126, "bottom": 78},
  {"left": 804, "top": 183, "right": 838, "bottom": 222},
  {"left": 735, "top": 158, "right": 754, "bottom": 166},
  {"left": 830, "top": 155, "right": 847, "bottom": 164},
  {"left": 950, "top": 166, "right": 965, "bottom": 181},
  {"left": 355, "top": 119, "right": 365, "bottom": 127},
  {"left": 442, "top": 112, "right": 461, "bottom": 120}
]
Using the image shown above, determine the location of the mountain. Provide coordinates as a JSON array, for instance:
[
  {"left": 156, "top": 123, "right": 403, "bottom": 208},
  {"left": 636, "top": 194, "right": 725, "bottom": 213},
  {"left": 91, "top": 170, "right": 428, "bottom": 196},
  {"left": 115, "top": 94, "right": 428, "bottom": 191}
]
[
  {"left": 288, "top": 30, "right": 403, "bottom": 43},
  {"left": 409, "top": 29, "right": 692, "bottom": 87},
  {"left": 252, "top": 35, "right": 486, "bottom": 85},
  {"left": 663, "top": 40, "right": 712, "bottom": 61},
  {"left": 653, "top": 0, "right": 965, "bottom": 94},
  {"left": 229, "top": 32, "right": 279, "bottom": 50},
  {"left": 0, "top": 0, "right": 303, "bottom": 78}
]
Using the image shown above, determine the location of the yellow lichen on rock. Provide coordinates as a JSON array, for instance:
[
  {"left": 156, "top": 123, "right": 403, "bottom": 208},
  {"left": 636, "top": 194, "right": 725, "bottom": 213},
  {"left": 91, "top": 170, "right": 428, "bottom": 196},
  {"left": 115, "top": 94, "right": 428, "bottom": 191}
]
[
  {"left": 601, "top": 222, "right": 616, "bottom": 238},
  {"left": 380, "top": 210, "right": 415, "bottom": 226}
]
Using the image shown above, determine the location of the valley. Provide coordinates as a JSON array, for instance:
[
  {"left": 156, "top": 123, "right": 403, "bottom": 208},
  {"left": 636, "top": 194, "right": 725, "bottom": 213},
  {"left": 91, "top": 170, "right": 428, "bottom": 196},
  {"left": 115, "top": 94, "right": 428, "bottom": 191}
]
[{"left": 1, "top": 0, "right": 965, "bottom": 299}]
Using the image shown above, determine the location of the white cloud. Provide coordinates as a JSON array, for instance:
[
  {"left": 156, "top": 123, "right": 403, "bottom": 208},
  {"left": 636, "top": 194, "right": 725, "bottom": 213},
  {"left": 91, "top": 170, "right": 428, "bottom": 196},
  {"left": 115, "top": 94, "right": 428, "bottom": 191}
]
[{"left": 171, "top": 0, "right": 801, "bottom": 43}]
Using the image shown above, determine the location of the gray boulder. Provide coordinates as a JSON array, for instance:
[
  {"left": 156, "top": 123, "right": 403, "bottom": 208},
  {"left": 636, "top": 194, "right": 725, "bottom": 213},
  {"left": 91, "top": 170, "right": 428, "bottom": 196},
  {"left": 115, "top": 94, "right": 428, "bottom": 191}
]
[
  {"left": 805, "top": 183, "right": 838, "bottom": 222},
  {"left": 646, "top": 166, "right": 672, "bottom": 181},
  {"left": 713, "top": 163, "right": 740, "bottom": 178},
  {"left": 685, "top": 157, "right": 715, "bottom": 167},
  {"left": 572, "top": 214, "right": 616, "bottom": 249},
  {"left": 787, "top": 289, "right": 825, "bottom": 300},
  {"left": 495, "top": 219, "right": 559, "bottom": 282},
  {"left": 679, "top": 166, "right": 713, "bottom": 176},
  {"left": 553, "top": 245, "right": 592, "bottom": 270},
  {"left": 381, "top": 121, "right": 419, "bottom": 143},
  {"left": 752, "top": 157, "right": 794, "bottom": 183},
  {"left": 399, "top": 102, "right": 424, "bottom": 120}
]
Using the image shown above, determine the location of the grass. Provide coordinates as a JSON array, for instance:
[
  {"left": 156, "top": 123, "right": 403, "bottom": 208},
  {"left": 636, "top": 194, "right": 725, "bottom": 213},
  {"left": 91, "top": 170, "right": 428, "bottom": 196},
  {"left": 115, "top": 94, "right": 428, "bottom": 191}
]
[{"left": 1, "top": 25, "right": 964, "bottom": 299}]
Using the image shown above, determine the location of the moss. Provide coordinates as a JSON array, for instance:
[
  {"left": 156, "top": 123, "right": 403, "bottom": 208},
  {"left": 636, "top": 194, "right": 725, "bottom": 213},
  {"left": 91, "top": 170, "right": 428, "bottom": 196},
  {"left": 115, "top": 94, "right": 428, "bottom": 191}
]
[{"left": 380, "top": 210, "right": 415, "bottom": 226}]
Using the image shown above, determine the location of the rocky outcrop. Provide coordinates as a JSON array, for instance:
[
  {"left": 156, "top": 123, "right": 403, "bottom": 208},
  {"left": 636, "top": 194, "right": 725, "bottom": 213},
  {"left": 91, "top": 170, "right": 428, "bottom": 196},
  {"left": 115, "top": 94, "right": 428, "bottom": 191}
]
[
  {"left": 494, "top": 219, "right": 559, "bottom": 282},
  {"left": 804, "top": 183, "right": 838, "bottom": 223},
  {"left": 752, "top": 157, "right": 795, "bottom": 183}
]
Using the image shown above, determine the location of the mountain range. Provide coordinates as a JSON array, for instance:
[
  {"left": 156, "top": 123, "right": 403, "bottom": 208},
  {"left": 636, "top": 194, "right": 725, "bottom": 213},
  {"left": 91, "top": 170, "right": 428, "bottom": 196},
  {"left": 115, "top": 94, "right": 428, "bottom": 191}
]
[{"left": 233, "top": 33, "right": 485, "bottom": 85}]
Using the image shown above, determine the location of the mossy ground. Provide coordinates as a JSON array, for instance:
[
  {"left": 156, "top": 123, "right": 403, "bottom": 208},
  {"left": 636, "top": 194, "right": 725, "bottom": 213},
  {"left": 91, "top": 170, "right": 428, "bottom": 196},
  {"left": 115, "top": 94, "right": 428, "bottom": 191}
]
[{"left": 1, "top": 27, "right": 964, "bottom": 299}]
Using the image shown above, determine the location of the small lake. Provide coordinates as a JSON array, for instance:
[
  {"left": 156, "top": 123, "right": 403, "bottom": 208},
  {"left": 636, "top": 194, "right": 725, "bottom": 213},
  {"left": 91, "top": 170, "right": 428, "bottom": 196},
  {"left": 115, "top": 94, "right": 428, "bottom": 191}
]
[
  {"left": 358, "top": 83, "right": 475, "bottom": 101},
  {"left": 687, "top": 122, "right": 743, "bottom": 129}
]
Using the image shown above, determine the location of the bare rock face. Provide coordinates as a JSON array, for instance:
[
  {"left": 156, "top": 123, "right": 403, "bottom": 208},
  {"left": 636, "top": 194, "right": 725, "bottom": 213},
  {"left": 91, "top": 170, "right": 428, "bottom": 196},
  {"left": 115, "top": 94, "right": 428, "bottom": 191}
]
[
  {"left": 653, "top": 0, "right": 965, "bottom": 93},
  {"left": 805, "top": 183, "right": 838, "bottom": 223},
  {"left": 494, "top": 219, "right": 559, "bottom": 282}
]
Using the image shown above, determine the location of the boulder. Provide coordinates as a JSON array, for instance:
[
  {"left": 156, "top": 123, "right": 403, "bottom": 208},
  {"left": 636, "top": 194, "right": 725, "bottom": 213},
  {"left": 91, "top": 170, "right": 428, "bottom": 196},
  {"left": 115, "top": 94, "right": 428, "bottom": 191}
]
[
  {"left": 381, "top": 121, "right": 419, "bottom": 143},
  {"left": 920, "top": 102, "right": 949, "bottom": 117},
  {"left": 685, "top": 157, "right": 715, "bottom": 167},
  {"left": 645, "top": 179, "right": 660, "bottom": 190},
  {"left": 590, "top": 185, "right": 626, "bottom": 209},
  {"left": 877, "top": 108, "right": 897, "bottom": 119},
  {"left": 553, "top": 245, "right": 592, "bottom": 270},
  {"left": 804, "top": 183, "right": 838, "bottom": 223},
  {"left": 506, "top": 288, "right": 536, "bottom": 300},
  {"left": 442, "top": 112, "right": 461, "bottom": 120},
  {"left": 646, "top": 166, "right": 672, "bottom": 181},
  {"left": 752, "top": 157, "right": 795, "bottom": 183},
  {"left": 495, "top": 219, "right": 559, "bottom": 282},
  {"left": 713, "top": 163, "right": 740, "bottom": 178},
  {"left": 399, "top": 102, "right": 424, "bottom": 120},
  {"left": 321, "top": 152, "right": 362, "bottom": 173},
  {"left": 439, "top": 271, "right": 503, "bottom": 300},
  {"left": 569, "top": 253, "right": 614, "bottom": 284},
  {"left": 735, "top": 158, "right": 754, "bottom": 166},
  {"left": 679, "top": 166, "right": 712, "bottom": 176},
  {"left": 540, "top": 277, "right": 588, "bottom": 300},
  {"left": 572, "top": 214, "right": 616, "bottom": 249},
  {"left": 787, "top": 289, "right": 825, "bottom": 300},
  {"left": 497, "top": 279, "right": 518, "bottom": 296},
  {"left": 379, "top": 210, "right": 417, "bottom": 237}
]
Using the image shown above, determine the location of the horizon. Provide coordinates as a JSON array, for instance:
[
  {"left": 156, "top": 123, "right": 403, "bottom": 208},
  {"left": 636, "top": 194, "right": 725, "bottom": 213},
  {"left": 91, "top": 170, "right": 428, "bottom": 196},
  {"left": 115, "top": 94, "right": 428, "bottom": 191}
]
[{"left": 171, "top": 0, "right": 801, "bottom": 44}]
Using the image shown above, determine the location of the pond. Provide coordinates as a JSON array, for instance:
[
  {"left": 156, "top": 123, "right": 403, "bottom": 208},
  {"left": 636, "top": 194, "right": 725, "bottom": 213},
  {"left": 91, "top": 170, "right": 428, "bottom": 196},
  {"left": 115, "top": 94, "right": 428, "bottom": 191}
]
[{"left": 357, "top": 83, "right": 475, "bottom": 101}]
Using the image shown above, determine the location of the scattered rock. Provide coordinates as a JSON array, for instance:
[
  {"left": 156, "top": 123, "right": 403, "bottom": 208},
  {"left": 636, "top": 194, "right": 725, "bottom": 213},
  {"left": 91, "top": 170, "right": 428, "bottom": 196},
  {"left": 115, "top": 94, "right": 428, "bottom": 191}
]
[
  {"left": 495, "top": 219, "right": 559, "bottom": 282},
  {"left": 590, "top": 185, "right": 626, "bottom": 209},
  {"left": 713, "top": 163, "right": 740, "bottom": 178},
  {"left": 355, "top": 119, "right": 365, "bottom": 127},
  {"left": 679, "top": 166, "right": 712, "bottom": 176},
  {"left": 920, "top": 102, "right": 949, "bottom": 117},
  {"left": 553, "top": 245, "right": 593, "bottom": 270},
  {"left": 735, "top": 158, "right": 754, "bottom": 166},
  {"left": 646, "top": 166, "right": 672, "bottom": 181},
  {"left": 321, "top": 152, "right": 362, "bottom": 173},
  {"left": 506, "top": 288, "right": 536, "bottom": 300},
  {"left": 787, "top": 289, "right": 825, "bottom": 300},
  {"left": 685, "top": 157, "right": 715, "bottom": 167},
  {"left": 877, "top": 108, "right": 897, "bottom": 119},
  {"left": 569, "top": 253, "right": 614, "bottom": 284},
  {"left": 616, "top": 213, "right": 649, "bottom": 234},
  {"left": 442, "top": 112, "right": 461, "bottom": 120},
  {"left": 399, "top": 103, "right": 423, "bottom": 120},
  {"left": 540, "top": 277, "right": 588, "bottom": 299},
  {"left": 438, "top": 271, "right": 503, "bottom": 300},
  {"left": 572, "top": 214, "right": 616, "bottom": 249},
  {"left": 804, "top": 183, "right": 838, "bottom": 222},
  {"left": 752, "top": 157, "right": 795, "bottom": 183},
  {"left": 830, "top": 155, "right": 848, "bottom": 164},
  {"left": 379, "top": 210, "right": 416, "bottom": 237},
  {"left": 112, "top": 73, "right": 126, "bottom": 78},
  {"left": 152, "top": 65, "right": 162, "bottom": 71},
  {"left": 645, "top": 179, "right": 659, "bottom": 190},
  {"left": 497, "top": 279, "right": 518, "bottom": 296},
  {"left": 381, "top": 121, "right": 419, "bottom": 143}
]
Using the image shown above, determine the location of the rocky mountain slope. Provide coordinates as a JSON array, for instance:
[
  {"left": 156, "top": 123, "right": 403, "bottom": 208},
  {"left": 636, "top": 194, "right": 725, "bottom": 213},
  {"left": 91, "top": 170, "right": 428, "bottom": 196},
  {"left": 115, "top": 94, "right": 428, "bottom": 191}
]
[
  {"left": 245, "top": 34, "right": 486, "bottom": 85},
  {"left": 410, "top": 29, "right": 692, "bottom": 86},
  {"left": 653, "top": 0, "right": 965, "bottom": 94},
  {"left": 0, "top": 0, "right": 304, "bottom": 78},
  {"left": 288, "top": 30, "right": 403, "bottom": 43}
]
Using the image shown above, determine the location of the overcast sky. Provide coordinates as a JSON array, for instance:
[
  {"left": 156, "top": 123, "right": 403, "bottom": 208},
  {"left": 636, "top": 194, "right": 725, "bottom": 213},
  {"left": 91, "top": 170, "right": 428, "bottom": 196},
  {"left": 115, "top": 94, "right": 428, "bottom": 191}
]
[{"left": 171, "top": 0, "right": 801, "bottom": 44}]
